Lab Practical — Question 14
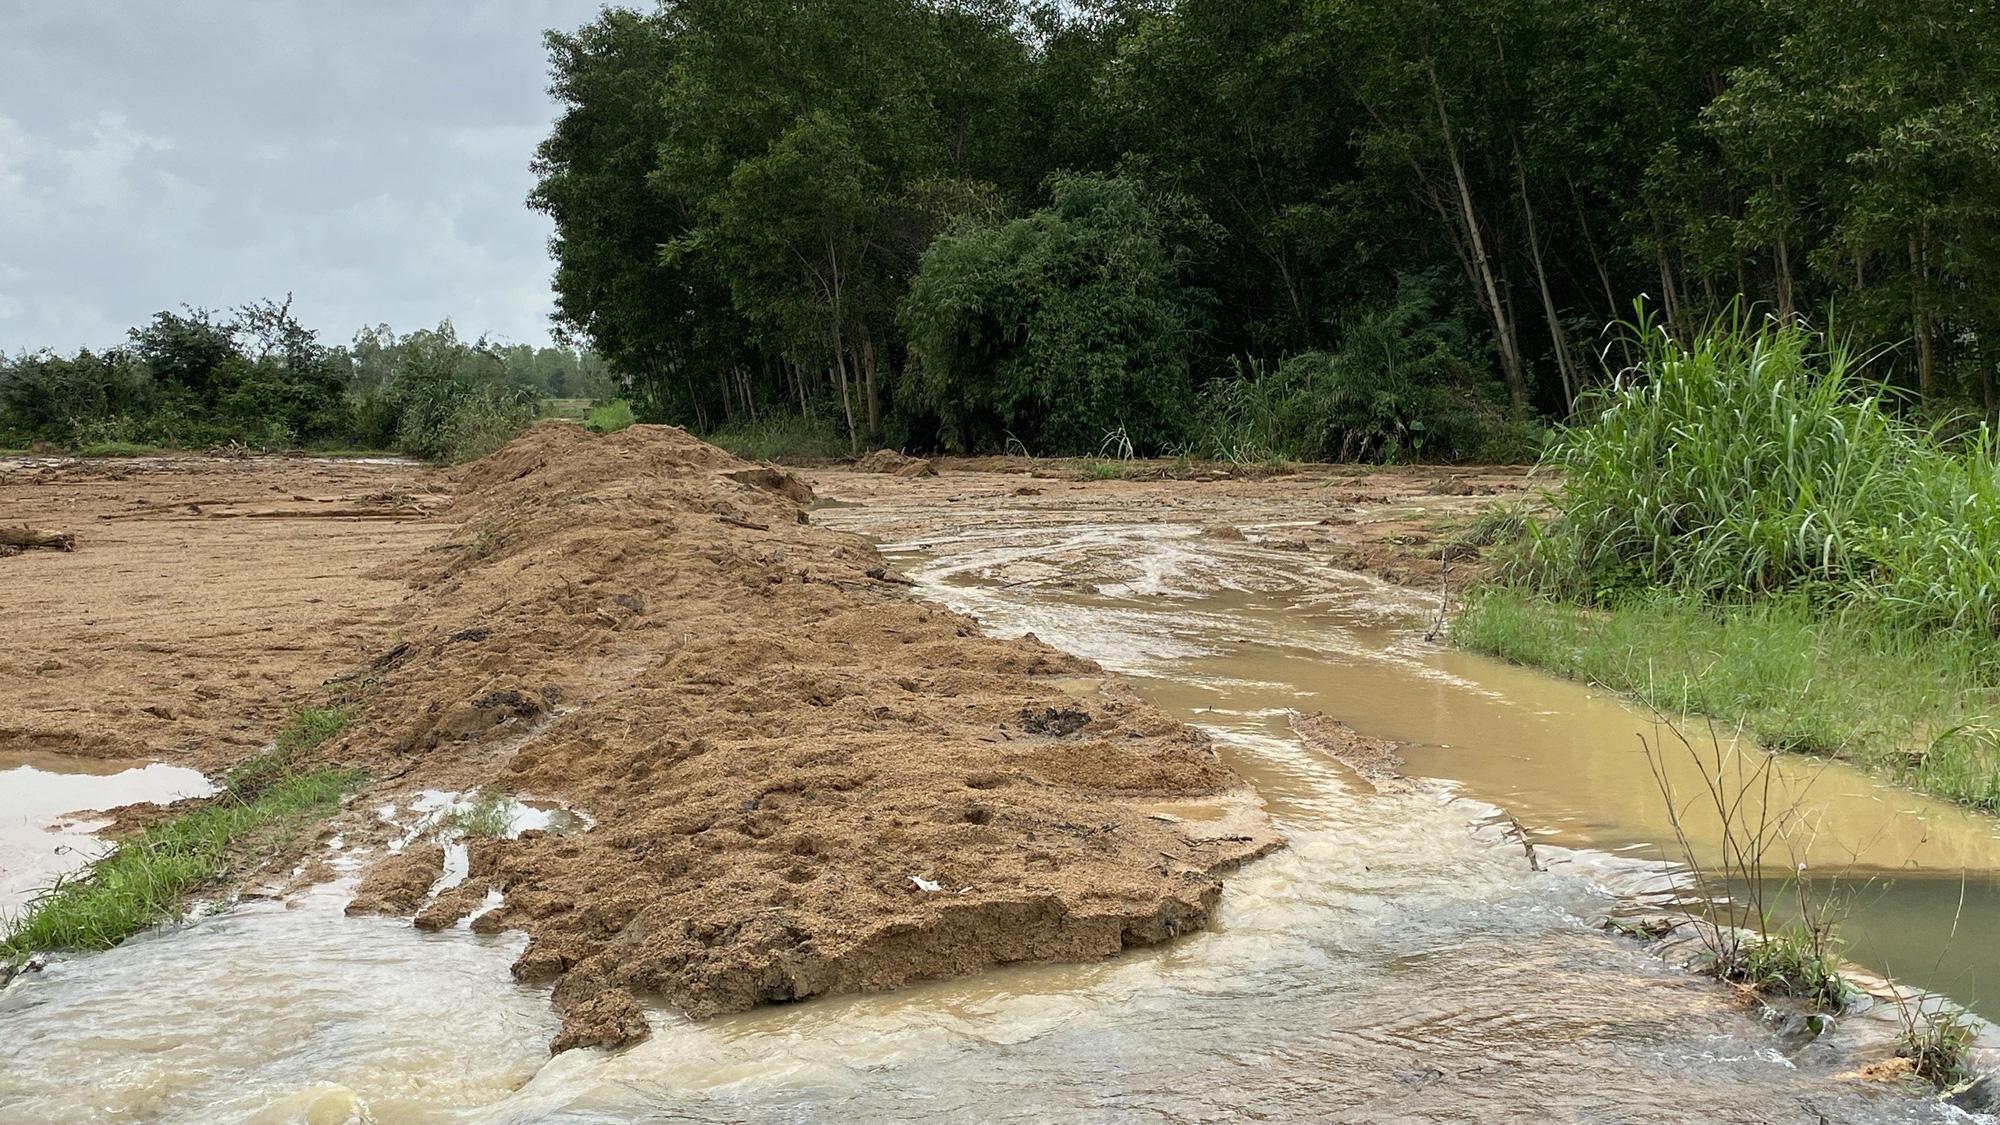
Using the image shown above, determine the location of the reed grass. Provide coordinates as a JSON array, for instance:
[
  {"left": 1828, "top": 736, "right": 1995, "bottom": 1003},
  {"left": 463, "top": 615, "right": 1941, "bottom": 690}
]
[{"left": 1519, "top": 310, "right": 2000, "bottom": 635}]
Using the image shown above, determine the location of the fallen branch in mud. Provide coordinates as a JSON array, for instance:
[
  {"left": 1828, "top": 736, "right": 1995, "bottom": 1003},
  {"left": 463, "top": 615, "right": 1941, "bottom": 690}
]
[{"left": 1, "top": 525, "right": 74, "bottom": 553}]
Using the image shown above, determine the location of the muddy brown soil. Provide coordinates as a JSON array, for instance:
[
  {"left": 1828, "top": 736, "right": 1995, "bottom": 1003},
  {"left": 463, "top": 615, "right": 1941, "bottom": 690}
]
[
  {"left": 0, "top": 454, "right": 447, "bottom": 769},
  {"left": 3, "top": 437, "right": 1532, "bottom": 1054},
  {"left": 304, "top": 424, "right": 1288, "bottom": 1051}
]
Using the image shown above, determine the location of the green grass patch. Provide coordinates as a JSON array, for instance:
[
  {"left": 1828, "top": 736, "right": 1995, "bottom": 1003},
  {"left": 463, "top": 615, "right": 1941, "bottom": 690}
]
[
  {"left": 708, "top": 414, "right": 850, "bottom": 463},
  {"left": 585, "top": 399, "right": 636, "bottom": 434},
  {"left": 2, "top": 706, "right": 364, "bottom": 959},
  {"left": 1720, "top": 918, "right": 1848, "bottom": 1010},
  {"left": 438, "top": 790, "right": 512, "bottom": 838},
  {"left": 222, "top": 704, "right": 356, "bottom": 800},
  {"left": 1079, "top": 458, "right": 1135, "bottom": 481},
  {"left": 1453, "top": 590, "right": 2000, "bottom": 809},
  {"left": 72, "top": 441, "right": 162, "bottom": 457}
]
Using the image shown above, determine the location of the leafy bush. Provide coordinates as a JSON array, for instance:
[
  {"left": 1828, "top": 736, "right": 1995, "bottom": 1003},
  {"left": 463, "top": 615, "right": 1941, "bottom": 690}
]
[
  {"left": 385, "top": 324, "right": 540, "bottom": 463},
  {"left": 586, "top": 399, "right": 636, "bottom": 433},
  {"left": 901, "top": 174, "right": 1212, "bottom": 455},
  {"left": 434, "top": 391, "right": 539, "bottom": 464},
  {"left": 1190, "top": 272, "right": 1517, "bottom": 463}
]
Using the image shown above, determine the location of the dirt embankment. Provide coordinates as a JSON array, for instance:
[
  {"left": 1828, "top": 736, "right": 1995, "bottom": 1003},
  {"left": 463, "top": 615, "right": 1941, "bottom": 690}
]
[{"left": 325, "top": 424, "right": 1277, "bottom": 1051}]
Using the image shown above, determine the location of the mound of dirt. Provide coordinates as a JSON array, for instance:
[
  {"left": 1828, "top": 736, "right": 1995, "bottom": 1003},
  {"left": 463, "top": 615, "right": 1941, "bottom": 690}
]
[
  {"left": 1289, "top": 711, "right": 1412, "bottom": 795},
  {"left": 326, "top": 423, "right": 1277, "bottom": 1051},
  {"left": 853, "top": 449, "right": 938, "bottom": 477}
]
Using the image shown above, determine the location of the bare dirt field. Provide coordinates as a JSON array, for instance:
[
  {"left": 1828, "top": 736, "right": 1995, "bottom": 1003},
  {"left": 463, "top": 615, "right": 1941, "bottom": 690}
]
[
  {"left": 0, "top": 454, "right": 448, "bottom": 770},
  {"left": 0, "top": 436, "right": 1535, "bottom": 1052}
]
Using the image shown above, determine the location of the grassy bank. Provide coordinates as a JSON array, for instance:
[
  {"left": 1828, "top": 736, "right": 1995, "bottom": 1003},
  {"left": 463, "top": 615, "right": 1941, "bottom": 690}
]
[
  {"left": 1457, "top": 314, "right": 2000, "bottom": 812},
  {"left": 1455, "top": 591, "right": 2000, "bottom": 809},
  {"left": 2, "top": 707, "right": 364, "bottom": 959}
]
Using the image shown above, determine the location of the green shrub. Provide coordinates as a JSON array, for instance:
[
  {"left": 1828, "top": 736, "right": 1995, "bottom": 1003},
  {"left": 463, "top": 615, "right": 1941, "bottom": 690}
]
[
  {"left": 708, "top": 414, "right": 850, "bottom": 463},
  {"left": 432, "top": 391, "right": 538, "bottom": 464},
  {"left": 1189, "top": 271, "right": 1518, "bottom": 464},
  {"left": 586, "top": 399, "right": 636, "bottom": 434},
  {"left": 900, "top": 174, "right": 1211, "bottom": 455}
]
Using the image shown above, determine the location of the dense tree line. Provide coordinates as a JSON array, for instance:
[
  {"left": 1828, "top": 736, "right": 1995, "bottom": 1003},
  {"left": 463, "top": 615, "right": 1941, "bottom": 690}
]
[
  {"left": 534, "top": 0, "right": 2000, "bottom": 458},
  {"left": 0, "top": 300, "right": 616, "bottom": 459}
]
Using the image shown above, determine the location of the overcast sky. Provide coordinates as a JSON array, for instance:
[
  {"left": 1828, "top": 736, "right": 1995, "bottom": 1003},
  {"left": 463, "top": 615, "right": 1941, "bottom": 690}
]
[{"left": 0, "top": 1, "right": 618, "bottom": 354}]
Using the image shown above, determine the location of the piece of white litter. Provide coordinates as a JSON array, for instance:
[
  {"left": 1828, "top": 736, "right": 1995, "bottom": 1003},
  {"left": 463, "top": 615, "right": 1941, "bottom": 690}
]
[
  {"left": 326, "top": 835, "right": 345, "bottom": 850},
  {"left": 957, "top": 887, "right": 973, "bottom": 894},
  {"left": 909, "top": 875, "right": 942, "bottom": 892}
]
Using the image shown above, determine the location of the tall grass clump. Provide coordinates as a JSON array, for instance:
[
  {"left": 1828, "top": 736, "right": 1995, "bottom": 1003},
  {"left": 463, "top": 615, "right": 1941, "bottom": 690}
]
[
  {"left": 1525, "top": 310, "right": 2000, "bottom": 634},
  {"left": 1462, "top": 309, "right": 2000, "bottom": 809},
  {"left": 2, "top": 708, "right": 364, "bottom": 959}
]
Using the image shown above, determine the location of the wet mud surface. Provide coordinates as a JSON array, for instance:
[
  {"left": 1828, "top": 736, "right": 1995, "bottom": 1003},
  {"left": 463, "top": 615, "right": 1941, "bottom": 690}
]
[{"left": 0, "top": 453, "right": 446, "bottom": 769}]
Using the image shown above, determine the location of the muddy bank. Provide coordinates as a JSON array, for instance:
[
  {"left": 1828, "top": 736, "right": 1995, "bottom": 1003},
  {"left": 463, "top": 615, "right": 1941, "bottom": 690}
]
[{"left": 323, "top": 424, "right": 1277, "bottom": 1050}]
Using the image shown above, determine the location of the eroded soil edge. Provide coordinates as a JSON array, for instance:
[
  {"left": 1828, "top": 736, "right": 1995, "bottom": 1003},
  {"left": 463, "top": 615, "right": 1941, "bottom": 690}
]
[{"left": 326, "top": 424, "right": 1279, "bottom": 1051}]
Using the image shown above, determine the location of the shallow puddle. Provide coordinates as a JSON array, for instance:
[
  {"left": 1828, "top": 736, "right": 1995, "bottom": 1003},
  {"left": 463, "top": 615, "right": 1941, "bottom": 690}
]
[
  {"left": 0, "top": 752, "right": 213, "bottom": 916},
  {"left": 0, "top": 883, "right": 554, "bottom": 1123}
]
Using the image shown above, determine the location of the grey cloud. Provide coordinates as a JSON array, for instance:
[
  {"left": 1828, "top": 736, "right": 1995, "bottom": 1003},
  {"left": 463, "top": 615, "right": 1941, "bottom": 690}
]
[{"left": 0, "top": 0, "right": 617, "bottom": 353}]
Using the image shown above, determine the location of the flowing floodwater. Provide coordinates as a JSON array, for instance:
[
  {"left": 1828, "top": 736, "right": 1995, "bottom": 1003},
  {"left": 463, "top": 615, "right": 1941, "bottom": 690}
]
[
  {"left": 854, "top": 511, "right": 2000, "bottom": 1021},
  {"left": 1, "top": 502, "right": 1992, "bottom": 1123}
]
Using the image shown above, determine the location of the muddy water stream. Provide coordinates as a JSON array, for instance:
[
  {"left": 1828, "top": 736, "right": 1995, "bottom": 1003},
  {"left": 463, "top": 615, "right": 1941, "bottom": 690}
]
[
  {"left": 0, "top": 509, "right": 1986, "bottom": 1123},
  {"left": 859, "top": 514, "right": 2000, "bottom": 1020}
]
